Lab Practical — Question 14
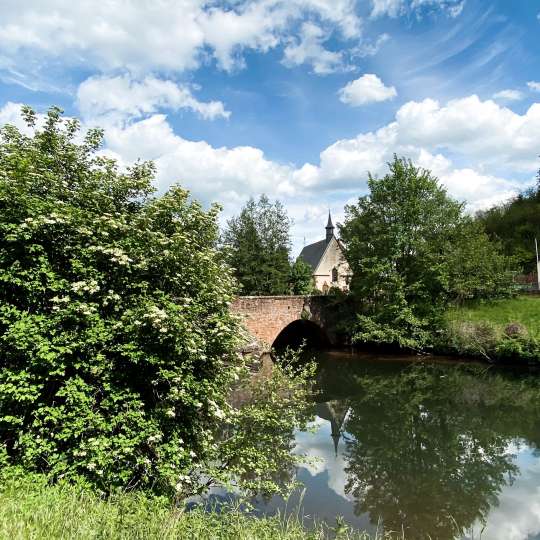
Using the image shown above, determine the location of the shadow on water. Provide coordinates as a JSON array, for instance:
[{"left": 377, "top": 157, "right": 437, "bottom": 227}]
[{"left": 240, "top": 351, "right": 540, "bottom": 540}]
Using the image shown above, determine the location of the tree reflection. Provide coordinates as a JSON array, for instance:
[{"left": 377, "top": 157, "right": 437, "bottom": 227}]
[{"left": 338, "top": 364, "right": 540, "bottom": 539}]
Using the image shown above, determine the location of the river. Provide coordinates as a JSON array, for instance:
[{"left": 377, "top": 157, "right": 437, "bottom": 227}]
[{"left": 245, "top": 350, "right": 540, "bottom": 540}]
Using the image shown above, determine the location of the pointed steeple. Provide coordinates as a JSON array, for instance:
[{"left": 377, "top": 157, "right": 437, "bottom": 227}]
[{"left": 325, "top": 211, "right": 334, "bottom": 243}]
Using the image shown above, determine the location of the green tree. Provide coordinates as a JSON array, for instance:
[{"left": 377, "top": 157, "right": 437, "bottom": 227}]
[
  {"left": 0, "top": 106, "right": 244, "bottom": 495},
  {"left": 446, "top": 219, "right": 517, "bottom": 302},
  {"left": 477, "top": 174, "right": 540, "bottom": 274},
  {"left": 0, "top": 107, "right": 316, "bottom": 502},
  {"left": 340, "top": 156, "right": 513, "bottom": 350},
  {"left": 289, "top": 258, "right": 313, "bottom": 295},
  {"left": 222, "top": 195, "right": 292, "bottom": 295}
]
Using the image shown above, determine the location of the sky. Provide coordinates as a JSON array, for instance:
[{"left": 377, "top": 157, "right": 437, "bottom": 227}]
[{"left": 1, "top": 0, "right": 540, "bottom": 254}]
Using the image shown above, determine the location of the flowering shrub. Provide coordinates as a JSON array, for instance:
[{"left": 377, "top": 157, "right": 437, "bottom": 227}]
[{"left": 0, "top": 107, "right": 243, "bottom": 495}]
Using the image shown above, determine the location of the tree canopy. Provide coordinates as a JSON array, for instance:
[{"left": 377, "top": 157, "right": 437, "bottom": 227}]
[
  {"left": 0, "top": 107, "right": 315, "bottom": 500},
  {"left": 221, "top": 195, "right": 292, "bottom": 296},
  {"left": 289, "top": 257, "right": 314, "bottom": 295},
  {"left": 340, "top": 156, "right": 514, "bottom": 350},
  {"left": 477, "top": 172, "right": 540, "bottom": 274}
]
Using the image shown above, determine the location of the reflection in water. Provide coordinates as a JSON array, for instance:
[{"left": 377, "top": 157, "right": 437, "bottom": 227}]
[{"left": 253, "top": 351, "right": 540, "bottom": 540}]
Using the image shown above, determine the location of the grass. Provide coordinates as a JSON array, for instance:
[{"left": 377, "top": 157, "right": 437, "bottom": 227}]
[
  {"left": 0, "top": 475, "right": 400, "bottom": 540},
  {"left": 446, "top": 295, "right": 540, "bottom": 338}
]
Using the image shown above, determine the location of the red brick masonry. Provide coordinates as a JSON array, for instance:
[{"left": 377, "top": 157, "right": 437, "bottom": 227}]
[{"left": 231, "top": 295, "right": 329, "bottom": 347}]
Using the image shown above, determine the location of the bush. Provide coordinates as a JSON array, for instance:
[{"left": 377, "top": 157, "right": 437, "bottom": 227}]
[
  {"left": 441, "top": 321, "right": 498, "bottom": 360},
  {"left": 440, "top": 320, "right": 540, "bottom": 363},
  {"left": 495, "top": 335, "right": 540, "bottom": 362},
  {"left": 0, "top": 107, "right": 242, "bottom": 495}
]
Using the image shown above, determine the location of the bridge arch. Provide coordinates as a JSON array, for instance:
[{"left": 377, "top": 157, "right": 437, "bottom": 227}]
[
  {"left": 230, "top": 295, "right": 334, "bottom": 350},
  {"left": 272, "top": 319, "right": 329, "bottom": 351}
]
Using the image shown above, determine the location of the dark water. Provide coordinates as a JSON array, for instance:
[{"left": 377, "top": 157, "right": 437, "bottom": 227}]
[{"left": 251, "top": 351, "right": 540, "bottom": 540}]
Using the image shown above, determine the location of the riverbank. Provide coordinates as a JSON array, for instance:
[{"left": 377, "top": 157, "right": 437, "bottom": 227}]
[
  {"left": 0, "top": 475, "right": 397, "bottom": 540},
  {"left": 441, "top": 295, "right": 540, "bottom": 362}
]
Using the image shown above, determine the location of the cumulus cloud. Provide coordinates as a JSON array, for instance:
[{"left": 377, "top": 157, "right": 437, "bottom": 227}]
[
  {"left": 0, "top": 0, "right": 362, "bottom": 79},
  {"left": 528, "top": 81, "right": 540, "bottom": 92},
  {"left": 339, "top": 74, "right": 397, "bottom": 106},
  {"left": 493, "top": 89, "right": 525, "bottom": 101},
  {"left": 2, "top": 92, "right": 537, "bottom": 243},
  {"left": 100, "top": 114, "right": 295, "bottom": 204},
  {"left": 76, "top": 75, "right": 230, "bottom": 123},
  {"left": 294, "top": 95, "right": 538, "bottom": 209}
]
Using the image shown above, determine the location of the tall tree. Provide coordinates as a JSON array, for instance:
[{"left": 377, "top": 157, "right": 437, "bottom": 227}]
[
  {"left": 222, "top": 195, "right": 292, "bottom": 295},
  {"left": 340, "top": 156, "right": 514, "bottom": 350}
]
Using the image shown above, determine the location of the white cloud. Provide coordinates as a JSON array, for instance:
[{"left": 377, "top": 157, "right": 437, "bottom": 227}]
[
  {"left": 101, "top": 114, "right": 295, "bottom": 204},
  {"left": 371, "top": 0, "right": 465, "bottom": 18},
  {"left": 351, "top": 33, "right": 390, "bottom": 57},
  {"left": 493, "top": 89, "right": 524, "bottom": 101},
  {"left": 339, "top": 74, "right": 397, "bottom": 106},
  {"left": 393, "top": 95, "right": 540, "bottom": 171},
  {"left": 0, "top": 0, "right": 362, "bottom": 79},
  {"left": 2, "top": 92, "right": 537, "bottom": 247},
  {"left": 294, "top": 94, "right": 539, "bottom": 209},
  {"left": 371, "top": 0, "right": 403, "bottom": 18},
  {"left": 282, "top": 22, "right": 350, "bottom": 75},
  {"left": 0, "top": 101, "right": 35, "bottom": 133},
  {"left": 76, "top": 75, "right": 230, "bottom": 123},
  {"left": 528, "top": 81, "right": 540, "bottom": 92}
]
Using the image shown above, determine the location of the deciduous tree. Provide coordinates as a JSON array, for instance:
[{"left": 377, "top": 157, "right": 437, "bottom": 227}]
[{"left": 340, "top": 156, "right": 514, "bottom": 350}]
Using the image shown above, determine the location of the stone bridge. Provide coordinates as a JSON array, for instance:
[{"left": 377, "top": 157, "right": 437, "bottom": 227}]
[{"left": 231, "top": 295, "right": 339, "bottom": 349}]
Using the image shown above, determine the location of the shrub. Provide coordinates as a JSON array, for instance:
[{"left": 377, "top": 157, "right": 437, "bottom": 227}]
[
  {"left": 0, "top": 107, "right": 242, "bottom": 495},
  {"left": 495, "top": 335, "right": 540, "bottom": 363},
  {"left": 442, "top": 321, "right": 499, "bottom": 360}
]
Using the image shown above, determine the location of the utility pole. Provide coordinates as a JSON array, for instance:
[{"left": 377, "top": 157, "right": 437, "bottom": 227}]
[{"left": 536, "top": 238, "right": 540, "bottom": 291}]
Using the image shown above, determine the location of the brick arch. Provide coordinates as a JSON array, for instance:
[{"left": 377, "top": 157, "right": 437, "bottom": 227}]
[
  {"left": 272, "top": 318, "right": 329, "bottom": 350},
  {"left": 230, "top": 295, "right": 333, "bottom": 348}
]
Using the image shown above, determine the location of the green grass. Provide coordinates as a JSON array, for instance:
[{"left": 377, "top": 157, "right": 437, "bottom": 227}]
[
  {"left": 0, "top": 476, "right": 399, "bottom": 540},
  {"left": 447, "top": 295, "right": 540, "bottom": 338}
]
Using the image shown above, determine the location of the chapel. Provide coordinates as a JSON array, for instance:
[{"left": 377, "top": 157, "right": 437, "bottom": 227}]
[{"left": 298, "top": 213, "right": 351, "bottom": 293}]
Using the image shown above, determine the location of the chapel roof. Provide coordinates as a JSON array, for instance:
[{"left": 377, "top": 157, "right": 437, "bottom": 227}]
[{"left": 298, "top": 238, "right": 328, "bottom": 270}]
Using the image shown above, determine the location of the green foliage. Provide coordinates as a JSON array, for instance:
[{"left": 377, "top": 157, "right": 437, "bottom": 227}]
[
  {"left": 289, "top": 258, "right": 313, "bottom": 295},
  {"left": 446, "top": 296, "right": 540, "bottom": 338},
  {"left": 221, "top": 195, "right": 292, "bottom": 296},
  {"left": 446, "top": 220, "right": 518, "bottom": 302},
  {"left": 0, "top": 108, "right": 320, "bottom": 501},
  {"left": 0, "top": 106, "right": 244, "bottom": 496},
  {"left": 477, "top": 174, "right": 540, "bottom": 273},
  {"left": 443, "top": 297, "right": 540, "bottom": 361},
  {"left": 340, "top": 156, "right": 515, "bottom": 350},
  {"left": 0, "top": 475, "right": 390, "bottom": 540},
  {"left": 210, "top": 351, "right": 317, "bottom": 499}
]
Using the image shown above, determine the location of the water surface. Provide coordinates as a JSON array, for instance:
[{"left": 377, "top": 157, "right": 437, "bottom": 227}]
[{"left": 252, "top": 351, "right": 540, "bottom": 540}]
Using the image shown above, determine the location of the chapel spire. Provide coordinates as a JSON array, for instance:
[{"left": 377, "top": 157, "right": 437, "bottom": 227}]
[{"left": 326, "top": 211, "right": 334, "bottom": 243}]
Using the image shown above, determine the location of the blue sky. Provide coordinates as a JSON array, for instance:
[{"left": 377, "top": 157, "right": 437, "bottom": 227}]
[{"left": 1, "top": 0, "right": 540, "bottom": 253}]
